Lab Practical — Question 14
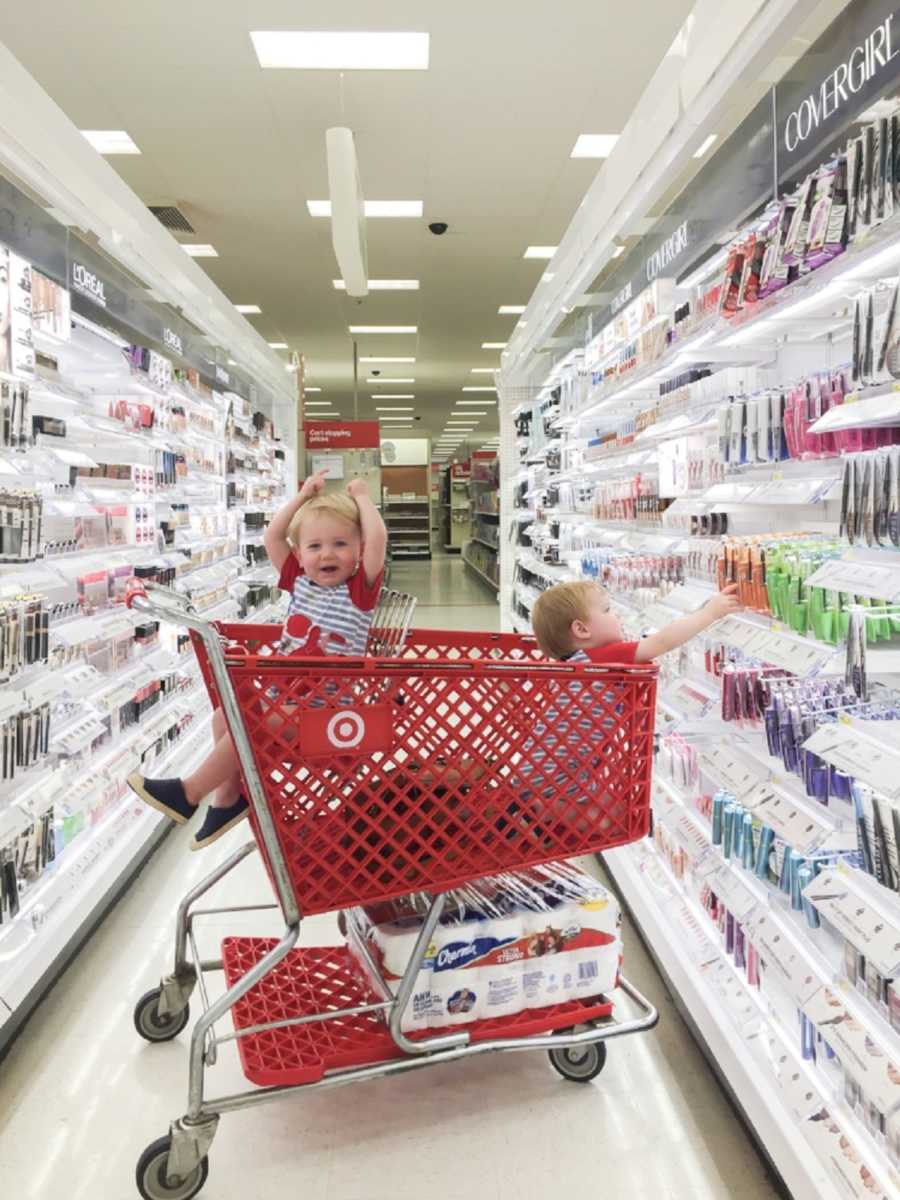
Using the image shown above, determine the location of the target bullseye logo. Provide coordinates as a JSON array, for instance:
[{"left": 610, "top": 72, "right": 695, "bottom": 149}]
[
  {"left": 300, "top": 704, "right": 393, "bottom": 758},
  {"left": 326, "top": 710, "right": 366, "bottom": 749}
]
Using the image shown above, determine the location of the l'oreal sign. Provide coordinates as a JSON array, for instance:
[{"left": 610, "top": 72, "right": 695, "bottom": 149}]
[
  {"left": 71, "top": 262, "right": 106, "bottom": 308},
  {"left": 163, "top": 327, "right": 183, "bottom": 356},
  {"left": 783, "top": 11, "right": 899, "bottom": 153},
  {"left": 646, "top": 221, "right": 689, "bottom": 282}
]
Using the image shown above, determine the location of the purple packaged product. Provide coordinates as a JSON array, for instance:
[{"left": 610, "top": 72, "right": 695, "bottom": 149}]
[{"left": 762, "top": 201, "right": 798, "bottom": 296}]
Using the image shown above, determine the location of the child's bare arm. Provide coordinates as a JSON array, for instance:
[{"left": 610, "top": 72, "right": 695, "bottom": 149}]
[
  {"left": 635, "top": 584, "right": 741, "bottom": 663},
  {"left": 263, "top": 470, "right": 328, "bottom": 571},
  {"left": 347, "top": 479, "right": 387, "bottom": 586}
]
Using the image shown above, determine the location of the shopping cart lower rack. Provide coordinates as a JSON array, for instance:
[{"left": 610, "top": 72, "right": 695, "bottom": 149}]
[{"left": 126, "top": 583, "right": 660, "bottom": 1200}]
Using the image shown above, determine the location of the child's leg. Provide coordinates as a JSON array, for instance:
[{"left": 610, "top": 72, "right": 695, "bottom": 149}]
[{"left": 182, "top": 727, "right": 240, "bottom": 805}]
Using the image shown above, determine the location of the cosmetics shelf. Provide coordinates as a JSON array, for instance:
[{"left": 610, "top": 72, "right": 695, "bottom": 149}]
[{"left": 604, "top": 842, "right": 872, "bottom": 1200}]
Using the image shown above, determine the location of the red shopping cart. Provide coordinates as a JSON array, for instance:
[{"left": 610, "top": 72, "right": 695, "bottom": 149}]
[{"left": 128, "top": 584, "right": 659, "bottom": 1200}]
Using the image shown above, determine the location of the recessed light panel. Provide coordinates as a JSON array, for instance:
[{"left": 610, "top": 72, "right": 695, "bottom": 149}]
[
  {"left": 268, "top": 341, "right": 288, "bottom": 349},
  {"left": 251, "top": 31, "right": 430, "bottom": 71},
  {"left": 481, "top": 342, "right": 506, "bottom": 349},
  {"left": 370, "top": 393, "right": 414, "bottom": 400},
  {"left": 570, "top": 134, "right": 619, "bottom": 158},
  {"left": 366, "top": 377, "right": 414, "bottom": 384},
  {"left": 498, "top": 305, "right": 526, "bottom": 315},
  {"left": 308, "top": 200, "right": 423, "bottom": 218},
  {"left": 182, "top": 244, "right": 218, "bottom": 257},
  {"left": 523, "top": 246, "right": 557, "bottom": 259},
  {"left": 81, "top": 130, "right": 141, "bottom": 155},
  {"left": 334, "top": 279, "right": 419, "bottom": 290},
  {"left": 360, "top": 356, "right": 415, "bottom": 364},
  {"left": 693, "top": 134, "right": 718, "bottom": 159},
  {"left": 470, "top": 368, "right": 496, "bottom": 374},
  {"left": 350, "top": 326, "right": 417, "bottom": 334},
  {"left": 235, "top": 304, "right": 262, "bottom": 314},
  {"left": 462, "top": 387, "right": 497, "bottom": 393}
]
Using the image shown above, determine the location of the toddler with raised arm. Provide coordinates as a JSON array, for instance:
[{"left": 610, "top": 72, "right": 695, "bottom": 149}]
[{"left": 127, "top": 471, "right": 386, "bottom": 848}]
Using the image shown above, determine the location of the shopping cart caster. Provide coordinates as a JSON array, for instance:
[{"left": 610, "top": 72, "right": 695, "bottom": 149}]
[
  {"left": 133, "top": 988, "right": 190, "bottom": 1043},
  {"left": 136, "top": 1136, "right": 209, "bottom": 1200},
  {"left": 548, "top": 1039, "right": 607, "bottom": 1083}
]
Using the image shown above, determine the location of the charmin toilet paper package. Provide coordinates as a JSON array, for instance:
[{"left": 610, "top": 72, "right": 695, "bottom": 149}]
[{"left": 346, "top": 863, "right": 621, "bottom": 1032}]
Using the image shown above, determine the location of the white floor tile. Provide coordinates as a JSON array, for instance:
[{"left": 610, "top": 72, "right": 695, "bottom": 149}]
[{"left": 0, "top": 558, "right": 780, "bottom": 1199}]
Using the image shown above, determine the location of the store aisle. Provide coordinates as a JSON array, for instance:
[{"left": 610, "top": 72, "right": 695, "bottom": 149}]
[
  {"left": 0, "top": 558, "right": 779, "bottom": 1200},
  {"left": 391, "top": 552, "right": 500, "bottom": 631}
]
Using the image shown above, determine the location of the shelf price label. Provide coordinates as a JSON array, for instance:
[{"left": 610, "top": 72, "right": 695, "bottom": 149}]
[
  {"left": 804, "top": 986, "right": 900, "bottom": 1114},
  {"left": 642, "top": 602, "right": 676, "bottom": 630},
  {"left": 770, "top": 1047, "right": 825, "bottom": 1120},
  {"left": 803, "top": 867, "right": 900, "bottom": 977},
  {"left": 658, "top": 807, "right": 710, "bottom": 862},
  {"left": 699, "top": 958, "right": 760, "bottom": 1036},
  {"left": 707, "top": 862, "right": 760, "bottom": 922},
  {"left": 743, "top": 908, "right": 825, "bottom": 1005},
  {"left": 743, "top": 785, "right": 844, "bottom": 855},
  {"left": 660, "top": 679, "right": 715, "bottom": 721},
  {"left": 804, "top": 722, "right": 900, "bottom": 801},
  {"left": 697, "top": 744, "right": 767, "bottom": 800},
  {"left": 807, "top": 558, "right": 900, "bottom": 603}
]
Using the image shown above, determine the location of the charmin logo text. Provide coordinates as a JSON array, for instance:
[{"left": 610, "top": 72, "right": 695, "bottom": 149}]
[{"left": 71, "top": 263, "right": 106, "bottom": 307}]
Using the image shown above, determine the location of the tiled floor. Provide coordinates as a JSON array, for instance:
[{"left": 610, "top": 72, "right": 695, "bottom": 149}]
[{"left": 0, "top": 558, "right": 780, "bottom": 1200}]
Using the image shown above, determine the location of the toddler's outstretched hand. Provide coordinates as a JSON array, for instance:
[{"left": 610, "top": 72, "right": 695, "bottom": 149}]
[
  {"left": 706, "top": 582, "right": 742, "bottom": 621},
  {"left": 346, "top": 478, "right": 368, "bottom": 499}
]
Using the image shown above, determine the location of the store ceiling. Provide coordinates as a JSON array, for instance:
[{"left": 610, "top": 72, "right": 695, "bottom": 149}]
[{"left": 0, "top": 0, "right": 695, "bottom": 441}]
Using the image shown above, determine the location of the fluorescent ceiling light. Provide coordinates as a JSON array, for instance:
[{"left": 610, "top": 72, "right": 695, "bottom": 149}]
[
  {"left": 367, "top": 377, "right": 414, "bottom": 384},
  {"left": 182, "top": 244, "right": 218, "bottom": 258},
  {"left": 612, "top": 245, "right": 625, "bottom": 259},
  {"left": 308, "top": 200, "right": 423, "bottom": 218},
  {"left": 482, "top": 342, "right": 506, "bottom": 349},
  {"left": 335, "top": 279, "right": 419, "bottom": 290},
  {"left": 268, "top": 341, "right": 288, "bottom": 349},
  {"left": 693, "top": 134, "right": 718, "bottom": 159},
  {"left": 459, "top": 400, "right": 496, "bottom": 405},
  {"left": 453, "top": 411, "right": 487, "bottom": 416},
  {"left": 360, "top": 356, "right": 415, "bottom": 364},
  {"left": 542, "top": 272, "right": 555, "bottom": 282},
  {"left": 305, "top": 387, "right": 323, "bottom": 393},
  {"left": 235, "top": 304, "right": 261, "bottom": 314},
  {"left": 470, "top": 368, "right": 496, "bottom": 374},
  {"left": 570, "top": 134, "right": 619, "bottom": 159},
  {"left": 498, "top": 305, "right": 526, "bottom": 315},
  {"left": 462, "top": 387, "right": 497, "bottom": 392},
  {"left": 382, "top": 426, "right": 414, "bottom": 431},
  {"left": 524, "top": 246, "right": 557, "bottom": 260},
  {"left": 350, "top": 325, "right": 416, "bottom": 334},
  {"left": 81, "top": 130, "right": 141, "bottom": 155},
  {"left": 376, "top": 407, "right": 414, "bottom": 411},
  {"left": 251, "top": 31, "right": 429, "bottom": 71},
  {"left": 370, "top": 393, "right": 414, "bottom": 399}
]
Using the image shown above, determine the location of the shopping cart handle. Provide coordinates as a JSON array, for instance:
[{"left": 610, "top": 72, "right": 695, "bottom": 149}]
[{"left": 125, "top": 577, "right": 199, "bottom": 620}]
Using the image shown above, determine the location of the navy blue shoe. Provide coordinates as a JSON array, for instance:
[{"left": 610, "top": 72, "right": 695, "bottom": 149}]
[
  {"left": 127, "top": 774, "right": 195, "bottom": 824},
  {"left": 191, "top": 796, "right": 250, "bottom": 850}
]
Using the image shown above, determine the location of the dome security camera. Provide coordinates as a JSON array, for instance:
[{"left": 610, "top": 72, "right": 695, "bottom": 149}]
[
  {"left": 428, "top": 221, "right": 449, "bottom": 236},
  {"left": 371, "top": 369, "right": 381, "bottom": 376}
]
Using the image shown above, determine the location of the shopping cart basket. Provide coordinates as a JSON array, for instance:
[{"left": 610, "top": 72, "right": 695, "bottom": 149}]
[{"left": 127, "top": 583, "right": 659, "bottom": 1200}]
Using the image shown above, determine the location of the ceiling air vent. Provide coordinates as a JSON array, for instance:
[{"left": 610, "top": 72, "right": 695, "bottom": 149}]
[{"left": 148, "top": 205, "right": 195, "bottom": 234}]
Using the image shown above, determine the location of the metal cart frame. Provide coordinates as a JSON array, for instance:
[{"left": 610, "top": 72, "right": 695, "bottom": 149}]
[{"left": 128, "top": 584, "right": 659, "bottom": 1200}]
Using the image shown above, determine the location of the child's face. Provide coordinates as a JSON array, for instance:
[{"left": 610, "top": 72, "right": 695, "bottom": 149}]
[
  {"left": 296, "top": 513, "right": 361, "bottom": 586},
  {"left": 573, "top": 587, "right": 623, "bottom": 648}
]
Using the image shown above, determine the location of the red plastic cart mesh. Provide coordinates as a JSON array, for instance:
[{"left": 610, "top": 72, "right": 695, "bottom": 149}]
[
  {"left": 220, "top": 938, "right": 615, "bottom": 1087},
  {"left": 194, "top": 627, "right": 657, "bottom": 917}
]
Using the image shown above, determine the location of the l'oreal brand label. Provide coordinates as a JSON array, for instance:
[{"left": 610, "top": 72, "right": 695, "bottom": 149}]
[
  {"left": 163, "top": 327, "right": 183, "bottom": 356},
  {"left": 646, "top": 221, "right": 689, "bottom": 282},
  {"left": 71, "top": 262, "right": 106, "bottom": 307},
  {"left": 783, "top": 12, "right": 900, "bottom": 153}
]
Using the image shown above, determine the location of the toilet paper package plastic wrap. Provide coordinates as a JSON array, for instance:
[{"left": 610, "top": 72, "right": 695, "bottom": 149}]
[{"left": 345, "top": 862, "right": 621, "bottom": 1032}]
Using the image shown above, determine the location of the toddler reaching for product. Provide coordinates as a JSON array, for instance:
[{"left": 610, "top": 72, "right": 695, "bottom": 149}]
[
  {"left": 506, "top": 579, "right": 743, "bottom": 845},
  {"left": 127, "top": 471, "right": 387, "bottom": 848}
]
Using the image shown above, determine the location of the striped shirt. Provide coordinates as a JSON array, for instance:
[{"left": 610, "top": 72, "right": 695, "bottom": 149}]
[{"left": 276, "top": 556, "right": 383, "bottom": 656}]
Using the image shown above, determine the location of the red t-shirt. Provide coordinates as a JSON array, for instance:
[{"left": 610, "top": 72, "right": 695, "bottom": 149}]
[
  {"left": 277, "top": 555, "right": 383, "bottom": 611},
  {"left": 578, "top": 641, "right": 640, "bottom": 665}
]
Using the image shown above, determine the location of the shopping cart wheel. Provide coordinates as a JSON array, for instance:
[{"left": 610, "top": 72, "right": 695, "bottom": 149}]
[
  {"left": 136, "top": 1136, "right": 208, "bottom": 1200},
  {"left": 134, "top": 988, "right": 190, "bottom": 1043},
  {"left": 548, "top": 1039, "right": 607, "bottom": 1083}
]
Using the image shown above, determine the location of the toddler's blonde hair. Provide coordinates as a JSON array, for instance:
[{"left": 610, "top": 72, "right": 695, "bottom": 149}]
[
  {"left": 531, "top": 580, "right": 605, "bottom": 659},
  {"left": 288, "top": 493, "right": 361, "bottom": 546}
]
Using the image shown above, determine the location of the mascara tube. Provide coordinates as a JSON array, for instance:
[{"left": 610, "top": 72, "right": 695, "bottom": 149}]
[
  {"left": 723, "top": 804, "right": 736, "bottom": 859},
  {"left": 755, "top": 826, "right": 775, "bottom": 880},
  {"left": 712, "top": 792, "right": 724, "bottom": 846},
  {"left": 742, "top": 813, "right": 755, "bottom": 870}
]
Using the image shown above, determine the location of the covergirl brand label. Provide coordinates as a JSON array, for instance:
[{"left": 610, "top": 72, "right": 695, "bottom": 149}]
[
  {"left": 783, "top": 12, "right": 900, "bottom": 153},
  {"left": 71, "top": 262, "right": 106, "bottom": 307},
  {"left": 646, "top": 221, "right": 689, "bottom": 282}
]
